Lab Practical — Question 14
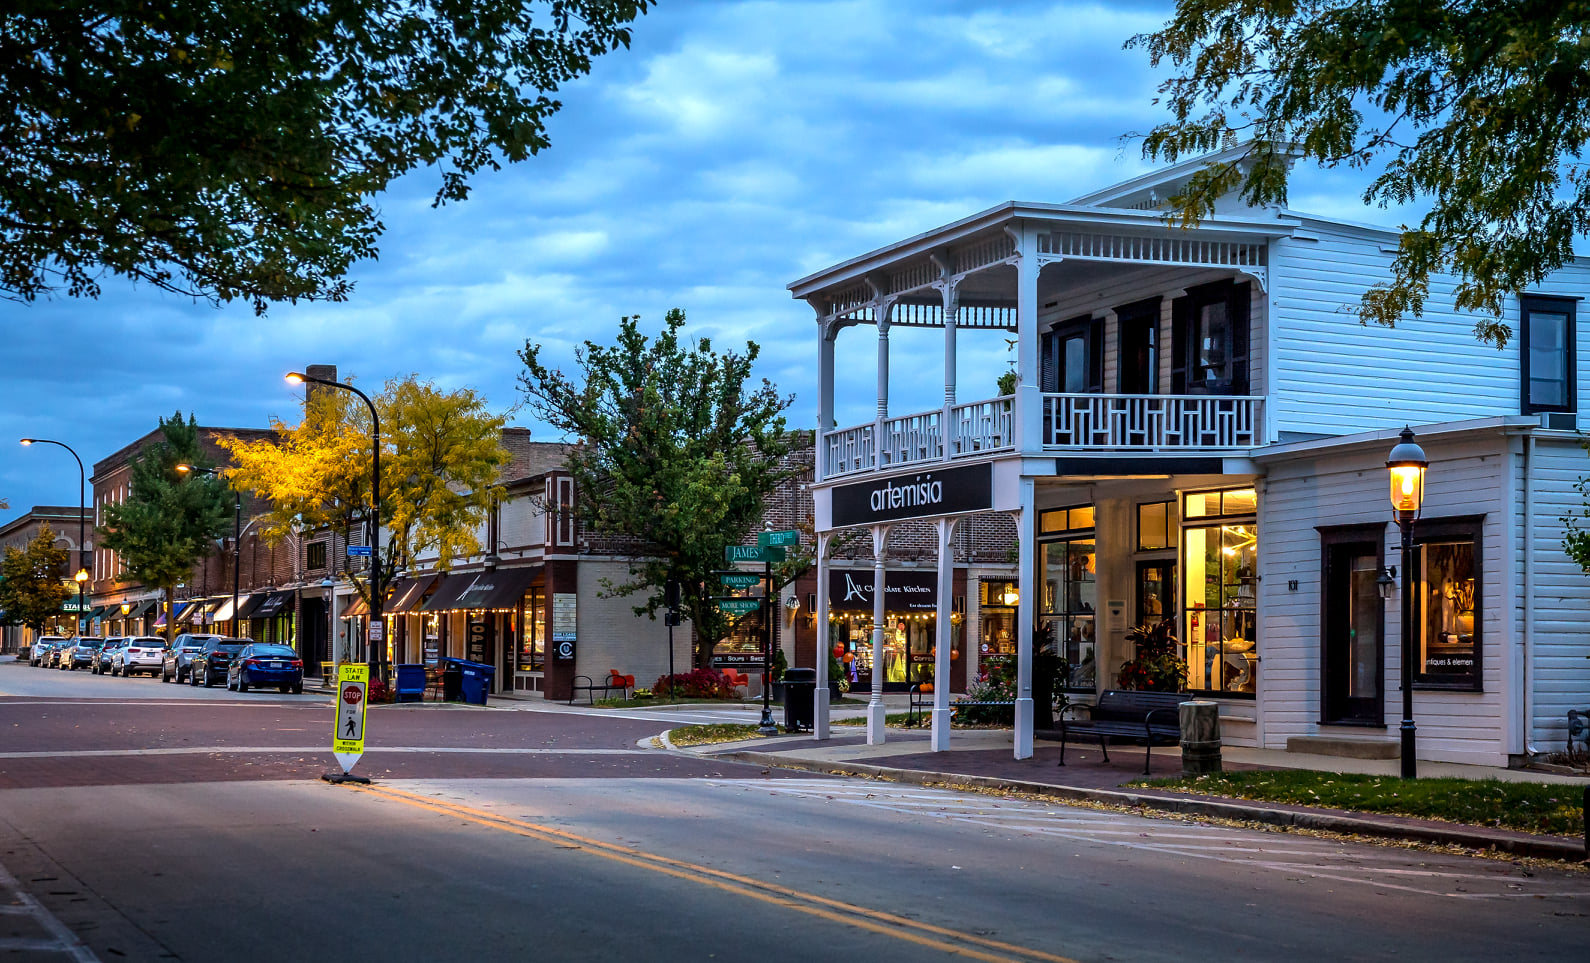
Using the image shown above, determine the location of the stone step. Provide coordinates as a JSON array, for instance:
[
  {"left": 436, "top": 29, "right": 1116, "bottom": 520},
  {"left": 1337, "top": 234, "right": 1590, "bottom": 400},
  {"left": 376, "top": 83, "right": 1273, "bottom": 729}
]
[{"left": 1286, "top": 734, "right": 1400, "bottom": 759}]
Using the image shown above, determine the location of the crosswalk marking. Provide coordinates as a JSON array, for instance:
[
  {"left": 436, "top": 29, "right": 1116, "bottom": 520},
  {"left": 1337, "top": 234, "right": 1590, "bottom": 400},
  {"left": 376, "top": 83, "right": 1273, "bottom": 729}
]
[{"left": 0, "top": 862, "right": 99, "bottom": 962}]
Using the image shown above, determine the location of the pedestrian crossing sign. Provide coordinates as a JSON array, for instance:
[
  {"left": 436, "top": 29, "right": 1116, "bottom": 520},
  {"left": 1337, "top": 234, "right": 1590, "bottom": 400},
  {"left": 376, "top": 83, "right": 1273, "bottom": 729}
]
[{"left": 332, "top": 663, "right": 369, "bottom": 773}]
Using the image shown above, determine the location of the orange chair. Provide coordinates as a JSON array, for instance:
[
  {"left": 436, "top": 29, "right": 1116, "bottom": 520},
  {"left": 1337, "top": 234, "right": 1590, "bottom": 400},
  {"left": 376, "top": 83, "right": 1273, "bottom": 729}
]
[
  {"left": 608, "top": 669, "right": 635, "bottom": 699},
  {"left": 721, "top": 668, "right": 749, "bottom": 694}
]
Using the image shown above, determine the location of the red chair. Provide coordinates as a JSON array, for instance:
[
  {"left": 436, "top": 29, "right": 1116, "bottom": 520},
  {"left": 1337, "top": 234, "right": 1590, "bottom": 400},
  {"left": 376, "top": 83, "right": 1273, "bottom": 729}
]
[
  {"left": 721, "top": 668, "right": 749, "bottom": 694},
  {"left": 608, "top": 669, "right": 635, "bottom": 699}
]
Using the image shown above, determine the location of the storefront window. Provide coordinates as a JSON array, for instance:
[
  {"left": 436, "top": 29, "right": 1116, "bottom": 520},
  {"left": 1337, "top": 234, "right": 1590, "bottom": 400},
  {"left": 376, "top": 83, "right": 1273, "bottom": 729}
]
[
  {"left": 1182, "top": 488, "right": 1258, "bottom": 696},
  {"left": 1415, "top": 520, "right": 1482, "bottom": 690},
  {"left": 1138, "top": 500, "right": 1175, "bottom": 551},
  {"left": 977, "top": 579, "right": 1018, "bottom": 671},
  {"left": 830, "top": 570, "right": 942, "bottom": 691},
  {"left": 517, "top": 588, "right": 545, "bottom": 671},
  {"left": 1039, "top": 522, "right": 1096, "bottom": 691}
]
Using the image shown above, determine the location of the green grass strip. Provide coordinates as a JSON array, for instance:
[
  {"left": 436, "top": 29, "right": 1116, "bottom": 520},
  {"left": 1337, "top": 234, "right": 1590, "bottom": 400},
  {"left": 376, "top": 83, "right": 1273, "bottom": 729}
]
[
  {"left": 667, "top": 724, "right": 768, "bottom": 747},
  {"left": 1136, "top": 770, "right": 1585, "bottom": 838}
]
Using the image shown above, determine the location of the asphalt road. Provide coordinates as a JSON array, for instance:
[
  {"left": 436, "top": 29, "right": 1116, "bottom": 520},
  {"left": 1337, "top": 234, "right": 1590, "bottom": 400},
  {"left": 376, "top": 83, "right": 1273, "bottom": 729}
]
[{"left": 1, "top": 659, "right": 1586, "bottom": 962}]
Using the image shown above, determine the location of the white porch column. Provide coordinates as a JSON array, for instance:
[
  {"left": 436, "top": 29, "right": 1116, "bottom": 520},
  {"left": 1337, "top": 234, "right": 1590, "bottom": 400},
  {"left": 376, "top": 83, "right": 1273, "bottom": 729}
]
[
  {"left": 941, "top": 279, "right": 959, "bottom": 462},
  {"left": 932, "top": 517, "right": 955, "bottom": 751},
  {"left": 867, "top": 524, "right": 890, "bottom": 745},
  {"left": 1014, "top": 476, "right": 1035, "bottom": 759},
  {"left": 876, "top": 315, "right": 891, "bottom": 420},
  {"left": 814, "top": 532, "right": 832, "bottom": 741},
  {"left": 1011, "top": 223, "right": 1043, "bottom": 452},
  {"left": 816, "top": 319, "right": 836, "bottom": 482}
]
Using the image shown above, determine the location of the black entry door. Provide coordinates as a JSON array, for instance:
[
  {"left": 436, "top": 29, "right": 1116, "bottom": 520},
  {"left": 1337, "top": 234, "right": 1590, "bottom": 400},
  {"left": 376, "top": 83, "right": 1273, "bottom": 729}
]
[{"left": 1322, "top": 541, "right": 1384, "bottom": 725}]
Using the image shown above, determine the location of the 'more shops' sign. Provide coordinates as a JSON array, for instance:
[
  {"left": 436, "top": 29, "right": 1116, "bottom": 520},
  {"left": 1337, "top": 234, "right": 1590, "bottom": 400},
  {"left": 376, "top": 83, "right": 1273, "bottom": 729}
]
[{"left": 831, "top": 462, "right": 992, "bottom": 527}]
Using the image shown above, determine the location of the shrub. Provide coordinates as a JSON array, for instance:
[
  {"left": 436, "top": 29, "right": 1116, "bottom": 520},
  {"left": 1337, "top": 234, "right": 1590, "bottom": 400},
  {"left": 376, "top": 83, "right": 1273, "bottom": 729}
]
[
  {"left": 653, "top": 668, "right": 735, "bottom": 699},
  {"left": 367, "top": 676, "right": 394, "bottom": 704}
]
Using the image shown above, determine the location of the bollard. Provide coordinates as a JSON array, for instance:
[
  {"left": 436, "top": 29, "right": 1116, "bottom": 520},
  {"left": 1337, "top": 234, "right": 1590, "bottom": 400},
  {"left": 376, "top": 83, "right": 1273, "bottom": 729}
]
[
  {"left": 1180, "top": 699, "right": 1222, "bottom": 776},
  {"left": 1583, "top": 785, "right": 1588, "bottom": 864}
]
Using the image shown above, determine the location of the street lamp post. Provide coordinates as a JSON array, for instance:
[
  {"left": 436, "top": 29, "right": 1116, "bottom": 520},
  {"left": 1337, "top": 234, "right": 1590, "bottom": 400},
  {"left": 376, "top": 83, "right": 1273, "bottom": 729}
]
[
  {"left": 176, "top": 465, "right": 242, "bottom": 637},
  {"left": 287, "top": 372, "right": 385, "bottom": 680},
  {"left": 20, "top": 439, "right": 89, "bottom": 636},
  {"left": 1386, "top": 426, "right": 1429, "bottom": 780}
]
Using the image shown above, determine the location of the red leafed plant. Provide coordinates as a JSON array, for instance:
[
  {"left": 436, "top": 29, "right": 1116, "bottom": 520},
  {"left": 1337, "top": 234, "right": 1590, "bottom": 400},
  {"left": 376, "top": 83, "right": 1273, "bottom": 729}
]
[{"left": 653, "top": 668, "right": 734, "bottom": 699}]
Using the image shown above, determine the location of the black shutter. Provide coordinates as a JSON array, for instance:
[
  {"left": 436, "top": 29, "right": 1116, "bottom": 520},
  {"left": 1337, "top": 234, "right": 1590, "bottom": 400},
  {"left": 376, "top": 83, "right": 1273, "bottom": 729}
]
[
  {"left": 1230, "top": 282, "right": 1251, "bottom": 396},
  {"left": 1171, "top": 294, "right": 1190, "bottom": 394},
  {"left": 1039, "top": 329, "right": 1058, "bottom": 393},
  {"left": 1088, "top": 317, "right": 1105, "bottom": 393}
]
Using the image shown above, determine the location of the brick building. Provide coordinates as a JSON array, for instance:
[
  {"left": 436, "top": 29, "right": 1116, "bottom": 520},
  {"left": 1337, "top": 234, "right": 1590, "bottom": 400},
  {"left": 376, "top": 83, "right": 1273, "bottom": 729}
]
[{"left": 0, "top": 506, "right": 91, "bottom": 651}]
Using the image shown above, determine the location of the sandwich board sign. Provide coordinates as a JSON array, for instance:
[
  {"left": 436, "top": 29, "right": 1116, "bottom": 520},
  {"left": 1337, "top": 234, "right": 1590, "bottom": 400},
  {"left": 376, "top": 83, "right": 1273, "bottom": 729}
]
[{"left": 333, "top": 663, "right": 369, "bottom": 774}]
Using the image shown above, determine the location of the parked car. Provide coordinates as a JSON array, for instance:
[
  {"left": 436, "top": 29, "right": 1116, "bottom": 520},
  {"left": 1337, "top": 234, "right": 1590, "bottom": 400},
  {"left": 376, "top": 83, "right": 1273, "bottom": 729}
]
[
  {"left": 227, "top": 643, "right": 305, "bottom": 694},
  {"left": 94, "top": 637, "right": 127, "bottom": 674},
  {"left": 190, "top": 638, "right": 247, "bottom": 688},
  {"left": 113, "top": 637, "right": 169, "bottom": 677},
  {"left": 163, "top": 634, "right": 223, "bottom": 683},
  {"left": 29, "top": 637, "right": 67, "bottom": 667},
  {"left": 60, "top": 637, "right": 104, "bottom": 671}
]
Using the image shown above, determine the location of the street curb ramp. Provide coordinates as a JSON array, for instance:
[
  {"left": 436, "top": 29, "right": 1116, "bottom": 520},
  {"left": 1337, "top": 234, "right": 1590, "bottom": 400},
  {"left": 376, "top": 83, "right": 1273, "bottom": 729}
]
[{"left": 714, "top": 750, "right": 1588, "bottom": 864}]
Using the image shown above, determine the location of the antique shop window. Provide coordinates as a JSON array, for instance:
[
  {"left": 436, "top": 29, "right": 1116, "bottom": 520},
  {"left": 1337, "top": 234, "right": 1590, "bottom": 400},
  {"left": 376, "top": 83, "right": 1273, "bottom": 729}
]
[
  {"left": 1137, "top": 500, "right": 1175, "bottom": 551},
  {"left": 1182, "top": 488, "right": 1258, "bottom": 696},
  {"left": 1039, "top": 505, "right": 1096, "bottom": 691},
  {"left": 1414, "top": 517, "right": 1483, "bottom": 691},
  {"left": 977, "top": 578, "right": 1019, "bottom": 668}
]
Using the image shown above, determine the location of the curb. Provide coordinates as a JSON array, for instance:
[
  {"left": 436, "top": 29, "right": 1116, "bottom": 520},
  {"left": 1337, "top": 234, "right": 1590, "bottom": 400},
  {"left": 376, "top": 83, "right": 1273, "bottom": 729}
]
[{"left": 715, "top": 750, "right": 1588, "bottom": 864}]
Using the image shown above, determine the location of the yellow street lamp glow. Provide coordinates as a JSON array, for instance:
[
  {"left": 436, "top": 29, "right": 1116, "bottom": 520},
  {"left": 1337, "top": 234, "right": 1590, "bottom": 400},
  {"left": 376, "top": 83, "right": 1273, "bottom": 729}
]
[
  {"left": 74, "top": 568, "right": 89, "bottom": 583},
  {"left": 1385, "top": 426, "right": 1428, "bottom": 518},
  {"left": 19, "top": 438, "right": 34, "bottom": 446},
  {"left": 285, "top": 372, "right": 306, "bottom": 385}
]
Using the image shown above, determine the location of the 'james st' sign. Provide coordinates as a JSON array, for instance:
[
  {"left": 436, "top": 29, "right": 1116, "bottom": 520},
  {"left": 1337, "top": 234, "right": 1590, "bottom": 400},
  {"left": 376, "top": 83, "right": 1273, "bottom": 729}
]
[{"left": 830, "top": 462, "right": 993, "bottom": 528}]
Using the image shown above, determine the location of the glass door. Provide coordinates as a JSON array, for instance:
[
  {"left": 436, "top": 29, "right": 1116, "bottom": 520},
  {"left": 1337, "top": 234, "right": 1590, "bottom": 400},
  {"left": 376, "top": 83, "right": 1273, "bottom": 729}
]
[{"left": 1322, "top": 542, "right": 1384, "bottom": 725}]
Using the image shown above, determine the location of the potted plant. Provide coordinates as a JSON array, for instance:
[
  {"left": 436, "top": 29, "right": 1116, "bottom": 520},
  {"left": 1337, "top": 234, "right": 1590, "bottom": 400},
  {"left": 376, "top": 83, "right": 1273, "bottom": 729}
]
[{"left": 1116, "top": 618, "right": 1188, "bottom": 692}]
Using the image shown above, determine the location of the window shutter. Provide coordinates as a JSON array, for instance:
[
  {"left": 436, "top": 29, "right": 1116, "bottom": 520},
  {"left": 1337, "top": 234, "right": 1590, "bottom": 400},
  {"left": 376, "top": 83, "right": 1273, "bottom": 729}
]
[
  {"left": 1039, "top": 329, "right": 1058, "bottom": 393},
  {"left": 1171, "top": 295, "right": 1190, "bottom": 394},
  {"left": 1088, "top": 317, "right": 1105, "bottom": 393},
  {"left": 1230, "top": 282, "right": 1251, "bottom": 395}
]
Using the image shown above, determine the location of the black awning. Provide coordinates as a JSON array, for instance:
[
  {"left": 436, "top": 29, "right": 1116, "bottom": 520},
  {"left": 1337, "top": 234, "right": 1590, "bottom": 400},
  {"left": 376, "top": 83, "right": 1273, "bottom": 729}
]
[
  {"left": 385, "top": 576, "right": 437, "bottom": 614},
  {"left": 420, "top": 573, "right": 476, "bottom": 612},
  {"left": 250, "top": 591, "right": 294, "bottom": 619},
  {"left": 233, "top": 593, "right": 268, "bottom": 621},
  {"left": 127, "top": 599, "right": 157, "bottom": 619},
  {"left": 450, "top": 565, "right": 539, "bottom": 611}
]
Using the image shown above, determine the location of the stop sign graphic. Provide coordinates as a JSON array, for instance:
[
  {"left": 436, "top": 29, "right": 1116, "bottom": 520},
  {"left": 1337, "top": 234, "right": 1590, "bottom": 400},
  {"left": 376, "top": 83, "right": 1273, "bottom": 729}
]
[{"left": 342, "top": 684, "right": 363, "bottom": 705}]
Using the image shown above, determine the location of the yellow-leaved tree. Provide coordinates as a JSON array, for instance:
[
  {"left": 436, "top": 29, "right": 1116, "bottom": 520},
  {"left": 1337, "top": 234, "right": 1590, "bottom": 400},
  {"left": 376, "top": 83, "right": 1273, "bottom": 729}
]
[{"left": 221, "top": 375, "right": 512, "bottom": 607}]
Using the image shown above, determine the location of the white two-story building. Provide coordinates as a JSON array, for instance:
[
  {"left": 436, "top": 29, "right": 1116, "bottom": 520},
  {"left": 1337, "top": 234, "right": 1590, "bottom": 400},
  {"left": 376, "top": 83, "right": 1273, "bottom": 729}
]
[{"left": 794, "top": 144, "right": 1590, "bottom": 767}]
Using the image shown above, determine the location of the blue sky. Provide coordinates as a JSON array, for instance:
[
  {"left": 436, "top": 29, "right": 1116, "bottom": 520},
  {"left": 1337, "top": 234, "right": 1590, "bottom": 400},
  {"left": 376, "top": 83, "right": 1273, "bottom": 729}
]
[{"left": 0, "top": 0, "right": 1399, "bottom": 517}]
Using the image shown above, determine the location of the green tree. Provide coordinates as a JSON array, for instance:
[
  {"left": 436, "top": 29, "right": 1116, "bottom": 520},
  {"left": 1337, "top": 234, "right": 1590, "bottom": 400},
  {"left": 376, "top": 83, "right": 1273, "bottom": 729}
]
[
  {"left": 1132, "top": 0, "right": 1590, "bottom": 344},
  {"left": 0, "top": 1, "right": 651, "bottom": 314},
  {"left": 0, "top": 524, "right": 71, "bottom": 634},
  {"left": 518, "top": 310, "right": 799, "bottom": 668},
  {"left": 98, "top": 413, "right": 232, "bottom": 641},
  {"left": 221, "top": 375, "right": 511, "bottom": 606}
]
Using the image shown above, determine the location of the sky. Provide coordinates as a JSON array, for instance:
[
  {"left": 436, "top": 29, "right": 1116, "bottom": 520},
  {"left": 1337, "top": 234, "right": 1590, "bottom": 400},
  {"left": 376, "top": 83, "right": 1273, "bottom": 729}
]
[{"left": 0, "top": 0, "right": 1402, "bottom": 519}]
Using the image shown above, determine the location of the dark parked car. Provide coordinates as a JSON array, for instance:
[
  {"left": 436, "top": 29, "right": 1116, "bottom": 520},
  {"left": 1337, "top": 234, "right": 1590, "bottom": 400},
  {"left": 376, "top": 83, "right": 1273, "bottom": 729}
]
[
  {"left": 227, "top": 643, "right": 305, "bottom": 694},
  {"left": 60, "top": 637, "right": 104, "bottom": 670},
  {"left": 94, "top": 637, "right": 127, "bottom": 674},
  {"left": 189, "top": 638, "right": 247, "bottom": 688},
  {"left": 29, "top": 637, "right": 67, "bottom": 667},
  {"left": 163, "top": 634, "right": 224, "bottom": 683}
]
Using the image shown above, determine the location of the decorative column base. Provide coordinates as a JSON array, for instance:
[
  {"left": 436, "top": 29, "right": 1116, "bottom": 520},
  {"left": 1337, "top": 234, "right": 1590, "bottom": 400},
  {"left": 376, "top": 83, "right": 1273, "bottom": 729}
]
[
  {"left": 1014, "top": 697, "right": 1034, "bottom": 759},
  {"left": 814, "top": 690, "right": 830, "bottom": 741},
  {"left": 931, "top": 707, "right": 952, "bottom": 752},
  {"left": 866, "top": 701, "right": 888, "bottom": 745}
]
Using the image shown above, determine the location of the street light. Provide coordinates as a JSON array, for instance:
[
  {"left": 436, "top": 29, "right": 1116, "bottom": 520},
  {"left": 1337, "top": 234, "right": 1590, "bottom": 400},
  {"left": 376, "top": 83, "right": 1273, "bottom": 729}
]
[
  {"left": 20, "top": 439, "right": 89, "bottom": 636},
  {"left": 1386, "top": 426, "right": 1428, "bottom": 779},
  {"left": 287, "top": 371, "right": 385, "bottom": 680},
  {"left": 176, "top": 464, "right": 242, "bottom": 638}
]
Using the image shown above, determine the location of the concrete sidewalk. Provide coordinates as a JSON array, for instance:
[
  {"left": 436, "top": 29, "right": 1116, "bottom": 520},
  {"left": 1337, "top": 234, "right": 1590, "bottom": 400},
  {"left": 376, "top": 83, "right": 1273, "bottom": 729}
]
[{"left": 680, "top": 725, "right": 1590, "bottom": 864}]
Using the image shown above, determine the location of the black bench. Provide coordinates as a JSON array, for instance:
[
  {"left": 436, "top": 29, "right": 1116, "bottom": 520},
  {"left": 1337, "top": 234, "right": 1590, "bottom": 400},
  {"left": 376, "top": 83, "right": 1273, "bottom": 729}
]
[
  {"left": 568, "top": 674, "right": 628, "bottom": 705},
  {"left": 908, "top": 683, "right": 935, "bottom": 724},
  {"left": 1057, "top": 689, "right": 1186, "bottom": 775}
]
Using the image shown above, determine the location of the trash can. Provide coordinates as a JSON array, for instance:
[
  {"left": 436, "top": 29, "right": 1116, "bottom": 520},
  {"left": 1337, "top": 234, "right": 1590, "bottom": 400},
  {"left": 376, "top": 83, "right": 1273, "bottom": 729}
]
[
  {"left": 782, "top": 667, "right": 817, "bottom": 732},
  {"left": 394, "top": 664, "right": 427, "bottom": 703},
  {"left": 445, "top": 657, "right": 495, "bottom": 706},
  {"left": 440, "top": 658, "right": 465, "bottom": 702}
]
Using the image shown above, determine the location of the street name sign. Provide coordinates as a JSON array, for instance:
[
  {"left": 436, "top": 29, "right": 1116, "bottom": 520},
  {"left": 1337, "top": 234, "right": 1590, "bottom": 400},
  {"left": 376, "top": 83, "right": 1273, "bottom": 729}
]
[
  {"left": 332, "top": 663, "right": 369, "bottom": 774},
  {"left": 718, "top": 572, "right": 761, "bottom": 589},
  {"left": 715, "top": 598, "right": 762, "bottom": 616},
  {"left": 346, "top": 545, "right": 372, "bottom": 557},
  {"left": 725, "top": 544, "right": 785, "bottom": 563},
  {"left": 758, "top": 529, "right": 800, "bottom": 549}
]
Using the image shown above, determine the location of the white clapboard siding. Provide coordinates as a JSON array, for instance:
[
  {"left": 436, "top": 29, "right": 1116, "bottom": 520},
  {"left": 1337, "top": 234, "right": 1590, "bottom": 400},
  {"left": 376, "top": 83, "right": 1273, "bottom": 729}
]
[
  {"left": 1270, "top": 219, "right": 1590, "bottom": 437},
  {"left": 1515, "top": 437, "right": 1590, "bottom": 753},
  {"left": 1258, "top": 431, "right": 1512, "bottom": 764}
]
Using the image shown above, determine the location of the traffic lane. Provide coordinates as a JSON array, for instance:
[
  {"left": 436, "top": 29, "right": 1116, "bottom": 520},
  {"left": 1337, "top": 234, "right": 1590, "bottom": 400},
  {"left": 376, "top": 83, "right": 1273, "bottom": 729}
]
[
  {"left": 0, "top": 779, "right": 967, "bottom": 963},
  {"left": 0, "top": 750, "right": 820, "bottom": 790},
  {"left": 0, "top": 658, "right": 323, "bottom": 702},
  {"left": 384, "top": 777, "right": 1590, "bottom": 962},
  {"left": 0, "top": 699, "right": 679, "bottom": 752}
]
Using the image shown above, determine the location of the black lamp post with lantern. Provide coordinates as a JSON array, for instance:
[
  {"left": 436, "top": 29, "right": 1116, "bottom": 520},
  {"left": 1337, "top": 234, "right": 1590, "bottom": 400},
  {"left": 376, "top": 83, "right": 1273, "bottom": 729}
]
[{"left": 1386, "top": 426, "right": 1428, "bottom": 779}]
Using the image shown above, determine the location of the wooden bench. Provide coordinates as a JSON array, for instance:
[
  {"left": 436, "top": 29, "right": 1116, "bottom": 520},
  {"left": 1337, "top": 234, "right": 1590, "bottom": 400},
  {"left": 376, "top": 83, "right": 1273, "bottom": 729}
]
[
  {"left": 568, "top": 670, "right": 633, "bottom": 705},
  {"left": 1057, "top": 689, "right": 1185, "bottom": 775}
]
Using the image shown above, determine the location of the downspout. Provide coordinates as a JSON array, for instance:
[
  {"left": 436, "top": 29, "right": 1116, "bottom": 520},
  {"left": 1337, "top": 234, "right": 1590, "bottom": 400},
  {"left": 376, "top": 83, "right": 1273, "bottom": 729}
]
[{"left": 1523, "top": 429, "right": 1539, "bottom": 758}]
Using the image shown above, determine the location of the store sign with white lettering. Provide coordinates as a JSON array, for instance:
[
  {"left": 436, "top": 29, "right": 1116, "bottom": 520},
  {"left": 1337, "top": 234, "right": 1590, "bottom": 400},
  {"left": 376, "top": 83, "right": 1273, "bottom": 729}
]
[{"left": 831, "top": 463, "right": 992, "bottom": 527}]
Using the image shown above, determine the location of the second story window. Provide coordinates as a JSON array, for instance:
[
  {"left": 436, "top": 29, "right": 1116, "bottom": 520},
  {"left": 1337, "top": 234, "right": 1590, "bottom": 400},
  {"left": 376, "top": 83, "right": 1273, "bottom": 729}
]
[
  {"left": 1520, "top": 295, "right": 1577, "bottom": 414},
  {"left": 1041, "top": 316, "right": 1102, "bottom": 394},
  {"left": 1173, "top": 280, "right": 1250, "bottom": 396},
  {"left": 306, "top": 541, "right": 327, "bottom": 571}
]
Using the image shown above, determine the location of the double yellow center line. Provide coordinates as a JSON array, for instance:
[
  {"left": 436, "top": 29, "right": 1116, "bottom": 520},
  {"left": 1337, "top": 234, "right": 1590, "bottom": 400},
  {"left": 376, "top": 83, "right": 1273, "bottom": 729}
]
[{"left": 356, "top": 784, "right": 1081, "bottom": 963}]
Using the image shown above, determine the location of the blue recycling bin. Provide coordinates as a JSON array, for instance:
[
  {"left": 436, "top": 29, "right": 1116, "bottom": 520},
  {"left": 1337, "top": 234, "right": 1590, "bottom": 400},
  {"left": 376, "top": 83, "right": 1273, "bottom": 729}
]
[
  {"left": 394, "top": 664, "right": 428, "bottom": 703},
  {"left": 443, "top": 657, "right": 495, "bottom": 705}
]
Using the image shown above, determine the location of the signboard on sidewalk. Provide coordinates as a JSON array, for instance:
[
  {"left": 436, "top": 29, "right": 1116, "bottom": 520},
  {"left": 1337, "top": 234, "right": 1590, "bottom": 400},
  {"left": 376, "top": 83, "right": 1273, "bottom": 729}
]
[{"left": 332, "top": 663, "right": 369, "bottom": 774}]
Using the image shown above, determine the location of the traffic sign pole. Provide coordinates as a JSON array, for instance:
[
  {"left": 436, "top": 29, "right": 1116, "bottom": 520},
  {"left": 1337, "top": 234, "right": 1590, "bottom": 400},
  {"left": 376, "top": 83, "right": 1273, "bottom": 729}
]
[{"left": 757, "top": 542, "right": 778, "bottom": 736}]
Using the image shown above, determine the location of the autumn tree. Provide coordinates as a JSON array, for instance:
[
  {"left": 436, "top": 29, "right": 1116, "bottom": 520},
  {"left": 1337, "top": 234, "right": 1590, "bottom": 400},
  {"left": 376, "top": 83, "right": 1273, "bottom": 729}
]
[
  {"left": 0, "top": 1, "right": 651, "bottom": 314},
  {"left": 222, "top": 375, "right": 511, "bottom": 606},
  {"left": 0, "top": 524, "right": 71, "bottom": 634},
  {"left": 1132, "top": 0, "right": 1590, "bottom": 344},
  {"left": 519, "top": 310, "right": 799, "bottom": 668},
  {"left": 98, "top": 413, "right": 232, "bottom": 641}
]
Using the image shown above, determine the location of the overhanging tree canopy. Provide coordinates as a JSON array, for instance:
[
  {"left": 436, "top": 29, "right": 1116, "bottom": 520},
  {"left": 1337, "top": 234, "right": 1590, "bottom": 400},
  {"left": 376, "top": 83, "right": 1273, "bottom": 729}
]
[
  {"left": 1132, "top": 0, "right": 1590, "bottom": 345},
  {"left": 0, "top": 524, "right": 71, "bottom": 633},
  {"left": 0, "top": 1, "right": 651, "bottom": 313}
]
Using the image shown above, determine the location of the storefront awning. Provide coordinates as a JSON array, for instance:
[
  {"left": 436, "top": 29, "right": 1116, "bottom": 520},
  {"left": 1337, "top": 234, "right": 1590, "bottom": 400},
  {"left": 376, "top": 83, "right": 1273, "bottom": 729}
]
[
  {"left": 420, "top": 573, "right": 477, "bottom": 612},
  {"left": 233, "top": 593, "right": 267, "bottom": 621},
  {"left": 384, "top": 576, "right": 436, "bottom": 614},
  {"left": 126, "top": 599, "right": 158, "bottom": 619},
  {"left": 177, "top": 598, "right": 222, "bottom": 625},
  {"left": 449, "top": 566, "right": 539, "bottom": 611},
  {"left": 341, "top": 594, "right": 370, "bottom": 618},
  {"left": 88, "top": 605, "right": 112, "bottom": 619},
  {"left": 250, "top": 590, "right": 294, "bottom": 620},
  {"left": 210, "top": 597, "right": 238, "bottom": 624}
]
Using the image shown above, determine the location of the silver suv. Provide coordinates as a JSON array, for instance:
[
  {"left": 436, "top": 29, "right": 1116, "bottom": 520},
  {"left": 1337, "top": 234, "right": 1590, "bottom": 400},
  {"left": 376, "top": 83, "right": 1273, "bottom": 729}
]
[
  {"left": 114, "top": 637, "right": 169, "bottom": 677},
  {"left": 163, "top": 634, "right": 222, "bottom": 683},
  {"left": 29, "top": 637, "right": 67, "bottom": 666},
  {"left": 94, "top": 637, "right": 127, "bottom": 674},
  {"left": 59, "top": 637, "right": 104, "bottom": 671}
]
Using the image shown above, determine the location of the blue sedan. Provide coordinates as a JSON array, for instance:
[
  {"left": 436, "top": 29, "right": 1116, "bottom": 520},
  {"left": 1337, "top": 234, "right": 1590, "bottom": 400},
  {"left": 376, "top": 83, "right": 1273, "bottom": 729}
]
[{"left": 227, "top": 643, "right": 305, "bottom": 694}]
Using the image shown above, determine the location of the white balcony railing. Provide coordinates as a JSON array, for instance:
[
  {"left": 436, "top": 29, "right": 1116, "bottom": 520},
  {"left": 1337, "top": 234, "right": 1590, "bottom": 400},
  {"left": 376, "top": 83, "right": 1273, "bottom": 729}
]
[
  {"left": 1042, "top": 393, "right": 1261, "bottom": 450},
  {"left": 822, "top": 392, "right": 1261, "bottom": 479}
]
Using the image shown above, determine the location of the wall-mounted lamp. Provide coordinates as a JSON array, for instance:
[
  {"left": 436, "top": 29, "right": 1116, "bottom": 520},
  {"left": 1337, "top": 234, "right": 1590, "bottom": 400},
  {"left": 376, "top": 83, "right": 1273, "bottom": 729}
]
[{"left": 1375, "top": 565, "right": 1398, "bottom": 601}]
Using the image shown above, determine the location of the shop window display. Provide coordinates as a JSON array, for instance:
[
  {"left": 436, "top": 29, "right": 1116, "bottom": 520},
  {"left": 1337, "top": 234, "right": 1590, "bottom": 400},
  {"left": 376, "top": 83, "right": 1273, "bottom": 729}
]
[
  {"left": 517, "top": 588, "right": 545, "bottom": 671},
  {"left": 1414, "top": 522, "right": 1482, "bottom": 690},
  {"left": 1182, "top": 488, "right": 1258, "bottom": 695},
  {"left": 1038, "top": 524, "right": 1097, "bottom": 692},
  {"left": 978, "top": 579, "right": 1019, "bottom": 673}
]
